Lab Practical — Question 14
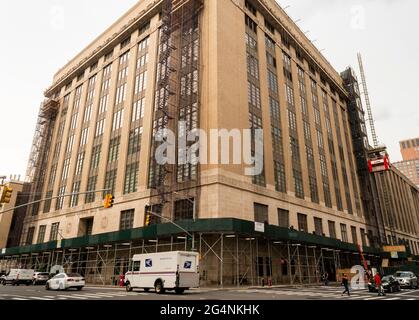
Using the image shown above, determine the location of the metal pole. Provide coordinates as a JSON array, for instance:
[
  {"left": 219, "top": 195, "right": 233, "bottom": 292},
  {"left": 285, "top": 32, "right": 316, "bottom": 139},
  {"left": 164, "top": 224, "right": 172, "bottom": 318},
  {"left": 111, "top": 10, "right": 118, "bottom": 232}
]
[
  {"left": 220, "top": 234, "right": 224, "bottom": 288},
  {"left": 236, "top": 235, "right": 240, "bottom": 287}
]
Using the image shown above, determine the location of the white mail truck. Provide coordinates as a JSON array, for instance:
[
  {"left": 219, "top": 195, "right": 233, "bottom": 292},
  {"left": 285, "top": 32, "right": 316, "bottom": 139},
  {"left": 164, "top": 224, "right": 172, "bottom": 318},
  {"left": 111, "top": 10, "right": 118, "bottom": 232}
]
[{"left": 124, "top": 251, "right": 199, "bottom": 294}]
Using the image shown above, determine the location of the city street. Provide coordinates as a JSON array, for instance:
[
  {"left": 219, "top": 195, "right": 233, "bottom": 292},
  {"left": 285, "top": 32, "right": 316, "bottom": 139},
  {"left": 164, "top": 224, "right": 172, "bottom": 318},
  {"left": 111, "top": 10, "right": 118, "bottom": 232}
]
[{"left": 0, "top": 285, "right": 418, "bottom": 301}]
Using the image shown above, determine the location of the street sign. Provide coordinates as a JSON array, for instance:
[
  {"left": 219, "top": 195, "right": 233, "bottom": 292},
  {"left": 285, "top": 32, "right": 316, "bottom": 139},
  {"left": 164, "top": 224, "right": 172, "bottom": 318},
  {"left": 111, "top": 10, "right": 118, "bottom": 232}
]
[
  {"left": 255, "top": 222, "right": 265, "bottom": 233},
  {"left": 383, "top": 245, "right": 406, "bottom": 253}
]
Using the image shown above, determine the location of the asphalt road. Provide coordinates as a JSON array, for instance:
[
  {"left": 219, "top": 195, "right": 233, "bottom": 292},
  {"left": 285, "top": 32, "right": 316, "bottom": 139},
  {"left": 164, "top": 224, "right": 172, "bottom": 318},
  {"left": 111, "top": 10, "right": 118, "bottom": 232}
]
[{"left": 0, "top": 284, "right": 418, "bottom": 301}]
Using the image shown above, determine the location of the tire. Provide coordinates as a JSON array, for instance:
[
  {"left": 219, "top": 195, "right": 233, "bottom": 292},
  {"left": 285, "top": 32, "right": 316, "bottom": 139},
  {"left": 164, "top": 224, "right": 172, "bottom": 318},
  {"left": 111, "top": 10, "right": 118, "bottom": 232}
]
[
  {"left": 77, "top": 287, "right": 83, "bottom": 291},
  {"left": 126, "top": 282, "right": 133, "bottom": 292},
  {"left": 155, "top": 281, "right": 165, "bottom": 294},
  {"left": 175, "top": 288, "right": 185, "bottom": 295}
]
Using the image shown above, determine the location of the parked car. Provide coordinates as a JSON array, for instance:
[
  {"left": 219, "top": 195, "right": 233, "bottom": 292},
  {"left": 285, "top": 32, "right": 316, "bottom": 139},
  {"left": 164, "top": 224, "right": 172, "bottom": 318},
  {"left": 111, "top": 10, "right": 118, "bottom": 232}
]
[
  {"left": 1, "top": 269, "right": 34, "bottom": 286},
  {"left": 368, "top": 275, "right": 401, "bottom": 293},
  {"left": 32, "top": 272, "right": 50, "bottom": 285},
  {"left": 394, "top": 271, "right": 418, "bottom": 289},
  {"left": 45, "top": 273, "right": 85, "bottom": 291}
]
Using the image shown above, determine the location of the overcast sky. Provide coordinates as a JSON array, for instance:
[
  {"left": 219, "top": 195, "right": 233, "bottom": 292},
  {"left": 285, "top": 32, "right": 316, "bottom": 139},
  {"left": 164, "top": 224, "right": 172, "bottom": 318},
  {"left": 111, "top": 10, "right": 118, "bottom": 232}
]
[{"left": 0, "top": 0, "right": 417, "bottom": 179}]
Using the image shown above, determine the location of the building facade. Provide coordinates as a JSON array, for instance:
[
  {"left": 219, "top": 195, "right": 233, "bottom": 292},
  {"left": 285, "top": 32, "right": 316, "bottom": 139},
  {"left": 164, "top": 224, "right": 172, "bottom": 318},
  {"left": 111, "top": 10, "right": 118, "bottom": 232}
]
[
  {"left": 399, "top": 137, "right": 419, "bottom": 161},
  {"left": 1, "top": 0, "right": 418, "bottom": 285}
]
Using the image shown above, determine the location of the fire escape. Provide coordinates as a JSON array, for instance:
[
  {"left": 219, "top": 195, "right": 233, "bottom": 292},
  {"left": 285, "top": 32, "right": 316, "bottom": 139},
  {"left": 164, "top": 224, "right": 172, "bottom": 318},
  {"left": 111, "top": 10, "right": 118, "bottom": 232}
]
[
  {"left": 148, "top": 0, "right": 203, "bottom": 221},
  {"left": 25, "top": 98, "right": 59, "bottom": 218}
]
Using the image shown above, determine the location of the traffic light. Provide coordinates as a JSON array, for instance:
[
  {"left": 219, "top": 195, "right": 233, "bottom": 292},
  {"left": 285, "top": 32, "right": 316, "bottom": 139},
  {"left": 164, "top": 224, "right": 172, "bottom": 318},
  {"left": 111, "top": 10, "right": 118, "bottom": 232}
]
[
  {"left": 145, "top": 213, "right": 151, "bottom": 226},
  {"left": 0, "top": 187, "right": 13, "bottom": 204},
  {"left": 104, "top": 194, "right": 115, "bottom": 208}
]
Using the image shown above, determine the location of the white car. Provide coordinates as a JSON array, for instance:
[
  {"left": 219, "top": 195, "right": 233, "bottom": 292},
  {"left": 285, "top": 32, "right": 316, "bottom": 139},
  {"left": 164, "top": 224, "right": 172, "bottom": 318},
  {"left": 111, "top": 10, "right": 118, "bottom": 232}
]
[
  {"left": 45, "top": 273, "right": 85, "bottom": 291},
  {"left": 33, "top": 272, "right": 50, "bottom": 285}
]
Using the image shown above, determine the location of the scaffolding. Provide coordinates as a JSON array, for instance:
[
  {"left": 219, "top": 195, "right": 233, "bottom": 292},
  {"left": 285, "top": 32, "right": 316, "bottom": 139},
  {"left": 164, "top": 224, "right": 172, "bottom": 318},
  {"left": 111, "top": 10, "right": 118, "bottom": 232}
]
[
  {"left": 148, "top": 0, "right": 203, "bottom": 221},
  {"left": 24, "top": 99, "right": 59, "bottom": 219},
  {"left": 0, "top": 231, "right": 378, "bottom": 287}
]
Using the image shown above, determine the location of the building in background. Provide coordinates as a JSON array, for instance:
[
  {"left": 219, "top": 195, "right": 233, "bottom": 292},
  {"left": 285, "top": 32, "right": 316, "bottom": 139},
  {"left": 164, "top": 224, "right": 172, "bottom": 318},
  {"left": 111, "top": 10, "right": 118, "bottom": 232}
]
[
  {"left": 393, "top": 137, "right": 419, "bottom": 187},
  {"left": 1, "top": 0, "right": 417, "bottom": 285},
  {"left": 399, "top": 137, "right": 419, "bottom": 161},
  {"left": 0, "top": 177, "right": 31, "bottom": 250}
]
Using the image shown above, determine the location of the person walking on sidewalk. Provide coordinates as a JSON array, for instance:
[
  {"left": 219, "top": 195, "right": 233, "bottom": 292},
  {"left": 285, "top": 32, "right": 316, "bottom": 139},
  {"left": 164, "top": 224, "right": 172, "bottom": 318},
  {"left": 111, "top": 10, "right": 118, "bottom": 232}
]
[
  {"left": 341, "top": 274, "right": 350, "bottom": 296},
  {"left": 323, "top": 272, "right": 329, "bottom": 286},
  {"left": 374, "top": 272, "right": 386, "bottom": 296}
]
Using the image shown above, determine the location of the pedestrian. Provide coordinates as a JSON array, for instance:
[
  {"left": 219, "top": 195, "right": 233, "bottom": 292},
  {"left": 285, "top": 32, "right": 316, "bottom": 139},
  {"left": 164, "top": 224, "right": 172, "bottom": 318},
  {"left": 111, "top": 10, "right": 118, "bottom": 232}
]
[
  {"left": 374, "top": 272, "right": 385, "bottom": 296},
  {"left": 323, "top": 272, "right": 329, "bottom": 286},
  {"left": 341, "top": 274, "right": 350, "bottom": 296}
]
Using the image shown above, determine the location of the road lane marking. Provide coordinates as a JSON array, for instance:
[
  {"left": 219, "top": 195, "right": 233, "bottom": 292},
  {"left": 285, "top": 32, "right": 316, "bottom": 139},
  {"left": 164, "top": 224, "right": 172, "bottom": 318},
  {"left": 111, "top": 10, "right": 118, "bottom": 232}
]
[
  {"left": 57, "top": 294, "right": 87, "bottom": 300},
  {"left": 384, "top": 297, "right": 400, "bottom": 300},
  {"left": 28, "top": 296, "right": 53, "bottom": 300}
]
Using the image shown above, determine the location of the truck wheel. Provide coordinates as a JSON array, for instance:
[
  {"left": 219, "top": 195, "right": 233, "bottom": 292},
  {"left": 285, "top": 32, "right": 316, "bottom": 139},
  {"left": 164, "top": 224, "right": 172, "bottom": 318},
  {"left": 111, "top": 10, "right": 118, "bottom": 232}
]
[
  {"left": 126, "top": 282, "right": 133, "bottom": 292},
  {"left": 155, "top": 281, "right": 165, "bottom": 294},
  {"left": 175, "top": 288, "right": 185, "bottom": 295}
]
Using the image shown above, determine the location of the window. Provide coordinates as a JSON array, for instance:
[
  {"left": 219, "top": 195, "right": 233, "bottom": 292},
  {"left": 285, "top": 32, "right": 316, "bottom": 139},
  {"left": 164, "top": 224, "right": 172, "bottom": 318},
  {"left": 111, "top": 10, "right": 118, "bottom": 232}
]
[
  {"left": 66, "top": 135, "right": 74, "bottom": 153},
  {"left": 112, "top": 109, "right": 124, "bottom": 131},
  {"left": 134, "top": 71, "right": 148, "bottom": 94},
  {"left": 108, "top": 137, "right": 121, "bottom": 163},
  {"left": 340, "top": 224, "right": 348, "bottom": 242},
  {"left": 70, "top": 181, "right": 81, "bottom": 207},
  {"left": 297, "top": 213, "right": 308, "bottom": 233},
  {"left": 360, "top": 228, "right": 366, "bottom": 246},
  {"left": 139, "top": 22, "right": 150, "bottom": 35},
  {"left": 90, "top": 146, "right": 101, "bottom": 171},
  {"left": 278, "top": 209, "right": 289, "bottom": 228},
  {"left": 120, "top": 210, "right": 135, "bottom": 230},
  {"left": 119, "top": 51, "right": 130, "bottom": 65},
  {"left": 104, "top": 170, "right": 117, "bottom": 197},
  {"left": 43, "top": 191, "right": 53, "bottom": 213},
  {"left": 265, "top": 35, "right": 275, "bottom": 50},
  {"left": 267, "top": 70, "right": 278, "bottom": 93},
  {"left": 124, "top": 162, "right": 139, "bottom": 194},
  {"left": 50, "top": 223, "right": 60, "bottom": 241},
  {"left": 80, "top": 128, "right": 89, "bottom": 146},
  {"left": 245, "top": 15, "right": 257, "bottom": 33},
  {"left": 245, "top": 0, "right": 257, "bottom": 15},
  {"left": 84, "top": 104, "right": 93, "bottom": 122},
  {"left": 328, "top": 221, "right": 336, "bottom": 239},
  {"left": 61, "top": 159, "right": 70, "bottom": 181},
  {"left": 85, "top": 176, "right": 98, "bottom": 203},
  {"left": 174, "top": 199, "right": 194, "bottom": 221},
  {"left": 254, "top": 203, "right": 269, "bottom": 224},
  {"left": 56, "top": 186, "right": 66, "bottom": 210},
  {"left": 127, "top": 128, "right": 142, "bottom": 155},
  {"left": 247, "top": 82, "right": 261, "bottom": 108},
  {"left": 90, "top": 62, "right": 98, "bottom": 72},
  {"left": 115, "top": 83, "right": 127, "bottom": 105},
  {"left": 37, "top": 225, "right": 47, "bottom": 244},
  {"left": 95, "top": 119, "right": 106, "bottom": 137},
  {"left": 314, "top": 218, "right": 323, "bottom": 236},
  {"left": 120, "top": 37, "right": 131, "bottom": 49},
  {"left": 132, "top": 98, "right": 145, "bottom": 121},
  {"left": 26, "top": 227, "right": 35, "bottom": 245},
  {"left": 75, "top": 152, "right": 85, "bottom": 176},
  {"left": 351, "top": 226, "right": 358, "bottom": 245}
]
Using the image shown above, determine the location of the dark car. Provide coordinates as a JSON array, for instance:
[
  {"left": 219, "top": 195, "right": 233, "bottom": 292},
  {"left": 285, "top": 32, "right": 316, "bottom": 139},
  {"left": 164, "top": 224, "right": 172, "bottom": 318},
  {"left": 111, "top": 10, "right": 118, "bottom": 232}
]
[{"left": 368, "top": 275, "right": 401, "bottom": 293}]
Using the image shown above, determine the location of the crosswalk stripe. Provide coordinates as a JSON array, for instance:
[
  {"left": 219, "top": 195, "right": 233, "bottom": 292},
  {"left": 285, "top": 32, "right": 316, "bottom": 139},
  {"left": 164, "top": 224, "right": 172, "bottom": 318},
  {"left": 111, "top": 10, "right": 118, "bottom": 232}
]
[
  {"left": 57, "top": 294, "right": 87, "bottom": 300},
  {"left": 74, "top": 294, "right": 116, "bottom": 299},
  {"left": 28, "top": 296, "right": 53, "bottom": 300}
]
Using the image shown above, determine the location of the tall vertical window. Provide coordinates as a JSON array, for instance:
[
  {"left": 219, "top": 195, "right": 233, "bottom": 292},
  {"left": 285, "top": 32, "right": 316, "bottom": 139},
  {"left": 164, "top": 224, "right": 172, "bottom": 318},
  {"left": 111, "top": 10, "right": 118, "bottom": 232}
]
[
  {"left": 56, "top": 186, "right": 66, "bottom": 210},
  {"left": 340, "top": 224, "right": 348, "bottom": 242},
  {"left": 104, "top": 170, "right": 117, "bottom": 197},
  {"left": 124, "top": 162, "right": 139, "bottom": 194},
  {"left": 297, "top": 213, "right": 308, "bottom": 233},
  {"left": 314, "top": 218, "right": 323, "bottom": 236},
  {"left": 50, "top": 223, "right": 60, "bottom": 241},
  {"left": 351, "top": 226, "right": 358, "bottom": 245},
  {"left": 277, "top": 209, "right": 289, "bottom": 228},
  {"left": 85, "top": 176, "right": 98, "bottom": 203},
  {"left": 37, "top": 225, "right": 47, "bottom": 244},
  {"left": 70, "top": 181, "right": 81, "bottom": 207},
  {"left": 75, "top": 152, "right": 85, "bottom": 176},
  {"left": 26, "top": 227, "right": 35, "bottom": 245},
  {"left": 245, "top": 16, "right": 265, "bottom": 187},
  {"left": 328, "top": 221, "right": 336, "bottom": 239}
]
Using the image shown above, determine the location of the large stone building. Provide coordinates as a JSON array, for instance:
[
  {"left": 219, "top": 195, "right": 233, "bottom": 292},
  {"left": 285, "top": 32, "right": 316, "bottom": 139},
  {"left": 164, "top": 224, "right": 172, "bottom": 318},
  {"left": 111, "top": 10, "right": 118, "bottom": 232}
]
[{"left": 1, "top": 0, "right": 418, "bottom": 285}]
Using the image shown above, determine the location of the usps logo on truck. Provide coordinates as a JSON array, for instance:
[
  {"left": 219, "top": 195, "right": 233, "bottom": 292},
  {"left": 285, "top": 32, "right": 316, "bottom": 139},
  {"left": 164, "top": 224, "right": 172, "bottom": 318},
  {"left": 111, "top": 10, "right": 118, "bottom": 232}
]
[
  {"left": 184, "top": 261, "right": 192, "bottom": 269},
  {"left": 145, "top": 259, "right": 153, "bottom": 268}
]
